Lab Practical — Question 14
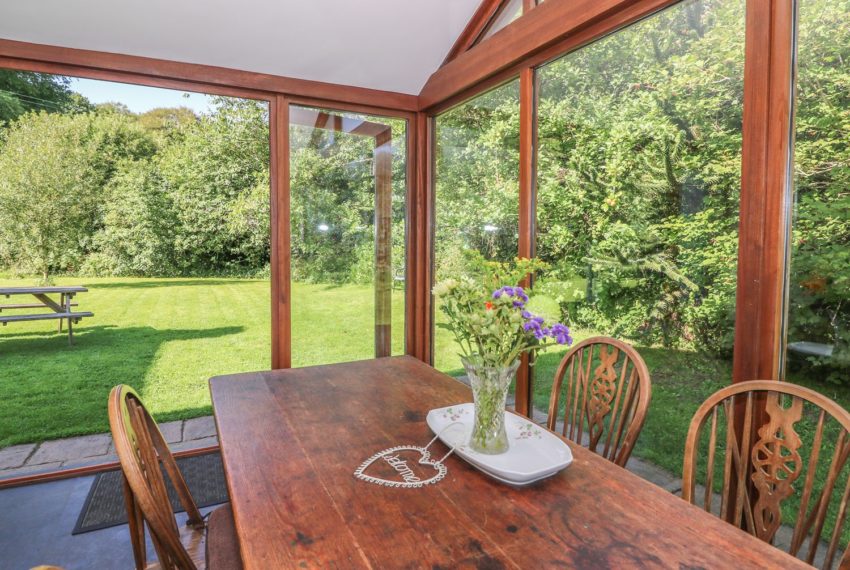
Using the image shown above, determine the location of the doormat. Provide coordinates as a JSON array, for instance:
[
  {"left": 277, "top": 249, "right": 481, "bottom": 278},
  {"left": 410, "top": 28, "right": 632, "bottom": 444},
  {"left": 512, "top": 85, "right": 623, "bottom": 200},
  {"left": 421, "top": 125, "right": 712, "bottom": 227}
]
[{"left": 72, "top": 451, "right": 228, "bottom": 534}]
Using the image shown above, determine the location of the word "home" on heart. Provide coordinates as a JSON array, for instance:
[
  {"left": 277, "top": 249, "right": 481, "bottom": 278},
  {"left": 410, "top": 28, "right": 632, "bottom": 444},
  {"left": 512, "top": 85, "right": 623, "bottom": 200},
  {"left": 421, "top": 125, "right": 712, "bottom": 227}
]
[{"left": 382, "top": 454, "right": 422, "bottom": 483}]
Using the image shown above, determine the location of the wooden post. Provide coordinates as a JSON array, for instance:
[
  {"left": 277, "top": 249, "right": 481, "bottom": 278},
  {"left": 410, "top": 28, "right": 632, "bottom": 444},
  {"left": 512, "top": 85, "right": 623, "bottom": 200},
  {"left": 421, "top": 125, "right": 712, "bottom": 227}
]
[
  {"left": 515, "top": 66, "right": 537, "bottom": 417},
  {"left": 374, "top": 129, "right": 394, "bottom": 357},
  {"left": 733, "top": 0, "right": 796, "bottom": 386},
  {"left": 407, "top": 112, "right": 435, "bottom": 364},
  {"left": 514, "top": 0, "right": 538, "bottom": 418},
  {"left": 727, "top": 0, "right": 797, "bottom": 526},
  {"left": 270, "top": 95, "right": 291, "bottom": 369}
]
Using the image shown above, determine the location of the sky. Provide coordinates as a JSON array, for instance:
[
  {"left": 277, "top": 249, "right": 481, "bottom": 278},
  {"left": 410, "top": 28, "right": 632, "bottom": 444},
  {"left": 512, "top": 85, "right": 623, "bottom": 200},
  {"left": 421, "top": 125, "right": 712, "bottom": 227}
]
[{"left": 70, "top": 77, "right": 215, "bottom": 114}]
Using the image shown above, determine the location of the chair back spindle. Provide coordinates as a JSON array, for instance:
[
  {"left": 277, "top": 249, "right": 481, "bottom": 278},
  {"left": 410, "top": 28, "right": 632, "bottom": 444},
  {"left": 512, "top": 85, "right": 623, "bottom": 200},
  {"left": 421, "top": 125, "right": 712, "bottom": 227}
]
[
  {"left": 546, "top": 337, "right": 652, "bottom": 466},
  {"left": 109, "top": 385, "right": 204, "bottom": 570},
  {"left": 683, "top": 380, "right": 850, "bottom": 569}
]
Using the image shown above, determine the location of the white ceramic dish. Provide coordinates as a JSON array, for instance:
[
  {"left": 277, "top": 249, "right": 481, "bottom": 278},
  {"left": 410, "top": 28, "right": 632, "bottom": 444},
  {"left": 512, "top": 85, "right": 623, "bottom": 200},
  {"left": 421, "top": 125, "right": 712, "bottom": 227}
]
[
  {"left": 478, "top": 468, "right": 564, "bottom": 487},
  {"left": 426, "top": 403, "right": 572, "bottom": 484}
]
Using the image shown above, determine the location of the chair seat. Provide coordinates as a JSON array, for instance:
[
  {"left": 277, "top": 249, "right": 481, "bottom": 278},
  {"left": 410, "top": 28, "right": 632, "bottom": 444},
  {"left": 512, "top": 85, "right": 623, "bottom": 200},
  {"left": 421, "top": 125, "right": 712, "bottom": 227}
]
[
  {"left": 206, "top": 504, "right": 243, "bottom": 570},
  {"left": 144, "top": 522, "right": 205, "bottom": 570},
  {"left": 144, "top": 505, "right": 241, "bottom": 570}
]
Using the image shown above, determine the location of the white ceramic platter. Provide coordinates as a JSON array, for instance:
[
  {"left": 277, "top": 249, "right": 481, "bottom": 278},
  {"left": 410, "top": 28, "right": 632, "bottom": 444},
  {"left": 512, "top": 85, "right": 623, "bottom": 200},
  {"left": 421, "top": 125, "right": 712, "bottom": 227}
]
[{"left": 426, "top": 403, "right": 572, "bottom": 484}]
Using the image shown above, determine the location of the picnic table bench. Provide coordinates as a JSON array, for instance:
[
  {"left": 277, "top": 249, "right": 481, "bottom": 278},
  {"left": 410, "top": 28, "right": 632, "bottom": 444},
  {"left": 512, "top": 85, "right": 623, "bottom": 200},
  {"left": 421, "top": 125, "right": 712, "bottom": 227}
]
[{"left": 0, "top": 286, "right": 93, "bottom": 345}]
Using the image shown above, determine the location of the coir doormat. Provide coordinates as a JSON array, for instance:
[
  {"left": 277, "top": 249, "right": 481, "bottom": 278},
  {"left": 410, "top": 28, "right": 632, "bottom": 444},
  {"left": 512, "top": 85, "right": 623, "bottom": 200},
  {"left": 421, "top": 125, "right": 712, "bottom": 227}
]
[{"left": 72, "top": 451, "right": 228, "bottom": 534}]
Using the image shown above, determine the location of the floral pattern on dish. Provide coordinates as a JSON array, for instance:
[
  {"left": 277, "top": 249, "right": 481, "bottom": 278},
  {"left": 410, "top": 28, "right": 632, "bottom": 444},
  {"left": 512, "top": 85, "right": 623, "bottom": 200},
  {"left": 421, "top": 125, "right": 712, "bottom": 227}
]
[
  {"left": 516, "top": 422, "right": 543, "bottom": 441},
  {"left": 441, "top": 406, "right": 469, "bottom": 422}
]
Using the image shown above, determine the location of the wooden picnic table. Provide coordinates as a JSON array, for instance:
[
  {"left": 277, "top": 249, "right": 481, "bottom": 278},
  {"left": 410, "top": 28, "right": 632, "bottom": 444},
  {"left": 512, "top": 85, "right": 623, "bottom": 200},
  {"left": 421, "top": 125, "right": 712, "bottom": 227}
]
[
  {"left": 0, "top": 286, "right": 93, "bottom": 345},
  {"left": 209, "top": 356, "right": 809, "bottom": 569}
]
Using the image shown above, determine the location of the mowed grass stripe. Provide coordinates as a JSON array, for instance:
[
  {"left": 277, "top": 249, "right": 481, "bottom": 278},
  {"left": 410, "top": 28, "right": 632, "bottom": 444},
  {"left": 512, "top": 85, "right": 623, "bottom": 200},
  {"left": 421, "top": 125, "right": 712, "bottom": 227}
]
[{"left": 0, "top": 277, "right": 397, "bottom": 447}]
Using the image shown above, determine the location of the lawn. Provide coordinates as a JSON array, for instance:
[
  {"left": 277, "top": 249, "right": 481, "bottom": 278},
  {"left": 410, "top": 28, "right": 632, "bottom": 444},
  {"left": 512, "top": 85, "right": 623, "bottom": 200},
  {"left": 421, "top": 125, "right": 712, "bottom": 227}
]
[
  {"left": 435, "top": 297, "right": 850, "bottom": 543},
  {"left": 5, "top": 275, "right": 850, "bottom": 511},
  {"left": 0, "top": 276, "right": 405, "bottom": 447}
]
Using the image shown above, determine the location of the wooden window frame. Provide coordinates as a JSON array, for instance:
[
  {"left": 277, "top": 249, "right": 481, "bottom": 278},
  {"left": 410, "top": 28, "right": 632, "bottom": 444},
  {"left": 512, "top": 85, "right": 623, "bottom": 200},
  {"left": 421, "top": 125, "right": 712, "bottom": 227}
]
[
  {"left": 0, "top": 41, "right": 415, "bottom": 484},
  {"left": 286, "top": 104, "right": 401, "bottom": 362},
  {"left": 0, "top": 0, "right": 798, "bottom": 484},
  {"left": 418, "top": 0, "right": 798, "bottom": 419}
]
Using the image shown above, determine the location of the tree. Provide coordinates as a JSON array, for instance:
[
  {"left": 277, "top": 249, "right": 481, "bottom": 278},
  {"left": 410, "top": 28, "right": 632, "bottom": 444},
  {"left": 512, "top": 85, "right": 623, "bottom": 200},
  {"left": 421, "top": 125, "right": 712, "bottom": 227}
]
[
  {"left": 157, "top": 97, "right": 270, "bottom": 274},
  {"left": 88, "top": 159, "right": 179, "bottom": 276},
  {"left": 0, "top": 110, "right": 155, "bottom": 281},
  {"left": 530, "top": 0, "right": 746, "bottom": 351},
  {"left": 137, "top": 106, "right": 198, "bottom": 141},
  {"left": 0, "top": 70, "right": 82, "bottom": 124}
]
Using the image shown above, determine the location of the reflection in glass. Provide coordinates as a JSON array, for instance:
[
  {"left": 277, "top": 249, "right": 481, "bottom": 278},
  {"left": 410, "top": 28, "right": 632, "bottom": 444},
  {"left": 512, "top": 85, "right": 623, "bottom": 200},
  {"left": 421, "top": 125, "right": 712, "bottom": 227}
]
[
  {"left": 289, "top": 106, "right": 407, "bottom": 366},
  {"left": 434, "top": 81, "right": 521, "bottom": 373}
]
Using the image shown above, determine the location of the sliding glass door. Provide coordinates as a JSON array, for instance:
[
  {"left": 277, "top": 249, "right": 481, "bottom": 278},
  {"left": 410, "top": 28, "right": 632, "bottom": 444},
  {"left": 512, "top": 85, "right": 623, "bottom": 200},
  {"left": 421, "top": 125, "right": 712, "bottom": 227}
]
[{"left": 288, "top": 105, "right": 407, "bottom": 367}]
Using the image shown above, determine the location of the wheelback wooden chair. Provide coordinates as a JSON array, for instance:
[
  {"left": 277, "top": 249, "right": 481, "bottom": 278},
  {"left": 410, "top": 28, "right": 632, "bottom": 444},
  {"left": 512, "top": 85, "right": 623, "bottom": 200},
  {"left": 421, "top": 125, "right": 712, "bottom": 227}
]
[
  {"left": 108, "top": 385, "right": 241, "bottom": 570},
  {"left": 546, "top": 336, "right": 652, "bottom": 467},
  {"left": 683, "top": 380, "right": 850, "bottom": 569}
]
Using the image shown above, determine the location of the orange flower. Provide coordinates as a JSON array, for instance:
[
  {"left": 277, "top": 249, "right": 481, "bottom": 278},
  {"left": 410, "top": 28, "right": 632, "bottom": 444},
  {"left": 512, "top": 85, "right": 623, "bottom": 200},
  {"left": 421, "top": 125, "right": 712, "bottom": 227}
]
[{"left": 485, "top": 301, "right": 494, "bottom": 310}]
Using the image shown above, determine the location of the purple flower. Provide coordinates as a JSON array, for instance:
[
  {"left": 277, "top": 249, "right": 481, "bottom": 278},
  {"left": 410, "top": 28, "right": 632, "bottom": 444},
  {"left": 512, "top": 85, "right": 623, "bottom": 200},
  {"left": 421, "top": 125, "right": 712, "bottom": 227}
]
[
  {"left": 547, "top": 323, "right": 573, "bottom": 345},
  {"left": 514, "top": 287, "right": 529, "bottom": 302},
  {"left": 512, "top": 300, "right": 525, "bottom": 308},
  {"left": 492, "top": 285, "right": 524, "bottom": 301},
  {"left": 521, "top": 310, "right": 533, "bottom": 319},
  {"left": 550, "top": 323, "right": 569, "bottom": 336}
]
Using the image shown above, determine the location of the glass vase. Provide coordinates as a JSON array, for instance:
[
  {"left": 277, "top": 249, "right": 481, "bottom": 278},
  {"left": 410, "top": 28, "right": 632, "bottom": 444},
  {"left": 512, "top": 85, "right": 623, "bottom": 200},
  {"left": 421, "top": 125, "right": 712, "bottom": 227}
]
[{"left": 462, "top": 357, "right": 520, "bottom": 455}]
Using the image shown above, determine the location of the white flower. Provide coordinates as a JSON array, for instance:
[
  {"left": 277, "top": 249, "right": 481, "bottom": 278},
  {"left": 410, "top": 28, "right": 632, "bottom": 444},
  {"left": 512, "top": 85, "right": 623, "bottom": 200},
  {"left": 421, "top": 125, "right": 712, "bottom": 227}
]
[{"left": 432, "top": 278, "right": 458, "bottom": 297}]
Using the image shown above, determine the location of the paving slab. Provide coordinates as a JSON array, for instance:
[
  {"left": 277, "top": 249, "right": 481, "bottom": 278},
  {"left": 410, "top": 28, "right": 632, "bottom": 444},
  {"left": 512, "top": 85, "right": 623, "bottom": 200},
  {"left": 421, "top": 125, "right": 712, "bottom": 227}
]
[
  {"left": 183, "top": 416, "right": 216, "bottom": 441},
  {"left": 62, "top": 453, "right": 120, "bottom": 471},
  {"left": 158, "top": 419, "right": 184, "bottom": 444},
  {"left": 171, "top": 435, "right": 218, "bottom": 453},
  {"left": 28, "top": 434, "right": 111, "bottom": 465},
  {"left": 0, "top": 461, "right": 63, "bottom": 479},
  {"left": 0, "top": 443, "right": 36, "bottom": 470},
  {"left": 626, "top": 456, "right": 682, "bottom": 493}
]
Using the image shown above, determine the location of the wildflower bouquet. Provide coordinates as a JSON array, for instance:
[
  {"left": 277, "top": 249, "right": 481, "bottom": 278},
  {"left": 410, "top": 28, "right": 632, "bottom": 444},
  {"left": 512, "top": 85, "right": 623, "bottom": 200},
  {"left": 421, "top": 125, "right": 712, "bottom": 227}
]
[
  {"left": 433, "top": 259, "right": 572, "bottom": 454},
  {"left": 433, "top": 279, "right": 572, "bottom": 370}
]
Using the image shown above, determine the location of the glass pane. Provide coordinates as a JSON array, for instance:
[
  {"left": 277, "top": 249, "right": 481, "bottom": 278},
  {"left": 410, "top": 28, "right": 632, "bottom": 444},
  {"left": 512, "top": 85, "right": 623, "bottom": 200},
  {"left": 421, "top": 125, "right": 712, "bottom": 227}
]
[
  {"left": 479, "top": 0, "right": 523, "bottom": 42},
  {"left": 433, "top": 80, "right": 521, "bottom": 374},
  {"left": 785, "top": 3, "right": 850, "bottom": 546},
  {"left": 0, "top": 73, "right": 270, "bottom": 451},
  {"left": 786, "top": 1, "right": 850, "bottom": 386},
  {"left": 289, "top": 106, "right": 407, "bottom": 367},
  {"left": 535, "top": 0, "right": 745, "bottom": 472}
]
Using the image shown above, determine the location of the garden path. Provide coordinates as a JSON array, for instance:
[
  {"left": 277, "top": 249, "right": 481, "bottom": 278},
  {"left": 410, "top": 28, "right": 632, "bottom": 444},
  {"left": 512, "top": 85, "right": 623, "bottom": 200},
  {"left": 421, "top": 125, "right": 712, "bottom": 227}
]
[{"left": 0, "top": 415, "right": 217, "bottom": 480}]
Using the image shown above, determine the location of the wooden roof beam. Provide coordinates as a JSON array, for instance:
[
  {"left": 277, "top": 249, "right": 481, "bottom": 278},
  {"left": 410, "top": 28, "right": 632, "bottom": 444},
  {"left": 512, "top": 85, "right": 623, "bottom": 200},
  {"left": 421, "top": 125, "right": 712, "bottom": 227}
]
[
  {"left": 440, "top": 0, "right": 506, "bottom": 67},
  {"left": 419, "top": 0, "right": 678, "bottom": 111},
  {"left": 0, "top": 38, "right": 419, "bottom": 112}
]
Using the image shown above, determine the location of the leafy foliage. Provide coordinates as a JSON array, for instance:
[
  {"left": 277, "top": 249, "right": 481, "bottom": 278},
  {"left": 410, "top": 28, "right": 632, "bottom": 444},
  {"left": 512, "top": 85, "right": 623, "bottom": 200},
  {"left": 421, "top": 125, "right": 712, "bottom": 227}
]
[
  {"left": 0, "top": 70, "right": 83, "bottom": 124},
  {"left": 785, "top": 0, "right": 850, "bottom": 382},
  {"left": 0, "top": 109, "right": 155, "bottom": 282}
]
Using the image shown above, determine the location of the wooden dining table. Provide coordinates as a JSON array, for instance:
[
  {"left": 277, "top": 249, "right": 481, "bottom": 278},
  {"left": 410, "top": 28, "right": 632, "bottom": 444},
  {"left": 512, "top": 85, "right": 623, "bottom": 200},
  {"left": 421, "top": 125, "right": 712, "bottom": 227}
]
[{"left": 209, "top": 356, "right": 809, "bottom": 569}]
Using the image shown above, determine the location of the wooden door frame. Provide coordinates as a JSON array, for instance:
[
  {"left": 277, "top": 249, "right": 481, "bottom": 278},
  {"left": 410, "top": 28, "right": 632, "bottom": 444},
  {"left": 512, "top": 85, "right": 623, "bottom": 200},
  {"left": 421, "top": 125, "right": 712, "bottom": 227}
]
[{"left": 285, "top": 104, "right": 398, "bottom": 361}]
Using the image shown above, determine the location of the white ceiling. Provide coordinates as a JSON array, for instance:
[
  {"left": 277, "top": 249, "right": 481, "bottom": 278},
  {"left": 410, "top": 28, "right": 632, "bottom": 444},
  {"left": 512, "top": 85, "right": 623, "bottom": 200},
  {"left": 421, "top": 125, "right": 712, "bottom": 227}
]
[{"left": 0, "top": 0, "right": 482, "bottom": 95}]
